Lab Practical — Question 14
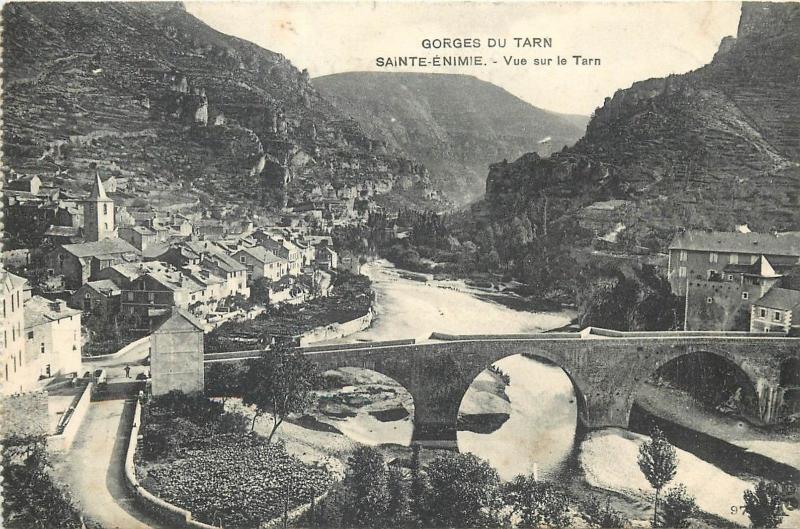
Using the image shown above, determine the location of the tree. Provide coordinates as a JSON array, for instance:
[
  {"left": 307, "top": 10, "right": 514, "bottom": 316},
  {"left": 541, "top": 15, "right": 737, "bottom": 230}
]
[
  {"left": 241, "top": 344, "right": 319, "bottom": 441},
  {"left": 637, "top": 426, "right": 677, "bottom": 527},
  {"left": 743, "top": 481, "right": 786, "bottom": 528},
  {"left": 341, "top": 446, "right": 390, "bottom": 527},
  {"left": 204, "top": 362, "right": 243, "bottom": 405},
  {"left": 424, "top": 452, "right": 502, "bottom": 527},
  {"left": 504, "top": 475, "right": 572, "bottom": 527},
  {"left": 2, "top": 436, "right": 85, "bottom": 529},
  {"left": 660, "top": 484, "right": 696, "bottom": 528}
]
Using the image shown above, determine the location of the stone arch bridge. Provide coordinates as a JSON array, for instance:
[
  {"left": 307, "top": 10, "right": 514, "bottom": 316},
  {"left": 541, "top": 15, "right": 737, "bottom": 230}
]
[{"left": 204, "top": 328, "right": 800, "bottom": 447}]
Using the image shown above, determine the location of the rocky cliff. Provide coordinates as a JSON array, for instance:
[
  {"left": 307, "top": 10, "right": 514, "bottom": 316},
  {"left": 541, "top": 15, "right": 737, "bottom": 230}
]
[
  {"left": 315, "top": 72, "right": 588, "bottom": 205},
  {"left": 1, "top": 2, "right": 441, "bottom": 212},
  {"left": 485, "top": 2, "right": 800, "bottom": 247}
]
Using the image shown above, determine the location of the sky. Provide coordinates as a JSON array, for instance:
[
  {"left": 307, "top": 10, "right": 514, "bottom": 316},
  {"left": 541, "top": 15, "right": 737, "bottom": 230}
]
[{"left": 187, "top": 1, "right": 742, "bottom": 116}]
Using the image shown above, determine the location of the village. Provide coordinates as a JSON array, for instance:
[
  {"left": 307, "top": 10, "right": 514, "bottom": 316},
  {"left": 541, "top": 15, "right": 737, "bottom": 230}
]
[{"left": 0, "top": 168, "right": 375, "bottom": 398}]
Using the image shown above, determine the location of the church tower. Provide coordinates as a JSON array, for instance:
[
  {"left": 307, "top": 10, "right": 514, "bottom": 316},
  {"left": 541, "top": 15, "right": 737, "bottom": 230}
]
[{"left": 83, "top": 171, "right": 115, "bottom": 242}]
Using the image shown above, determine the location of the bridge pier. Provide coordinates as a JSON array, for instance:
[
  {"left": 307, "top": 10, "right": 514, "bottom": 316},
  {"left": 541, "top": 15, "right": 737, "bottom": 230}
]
[{"left": 411, "top": 421, "right": 458, "bottom": 451}]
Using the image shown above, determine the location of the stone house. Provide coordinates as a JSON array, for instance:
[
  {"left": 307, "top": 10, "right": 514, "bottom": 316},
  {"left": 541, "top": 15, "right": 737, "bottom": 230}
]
[
  {"left": 233, "top": 246, "right": 289, "bottom": 282},
  {"left": 45, "top": 238, "right": 141, "bottom": 289},
  {"left": 750, "top": 288, "right": 800, "bottom": 334},
  {"left": 69, "top": 279, "right": 122, "bottom": 317},
  {"left": 23, "top": 297, "right": 82, "bottom": 381},
  {"left": 316, "top": 246, "right": 338, "bottom": 270},
  {"left": 253, "top": 235, "right": 302, "bottom": 276},
  {"left": 119, "top": 225, "right": 158, "bottom": 251},
  {"left": 150, "top": 308, "right": 205, "bottom": 396},
  {"left": 668, "top": 230, "right": 800, "bottom": 296},
  {"left": 121, "top": 267, "right": 205, "bottom": 328}
]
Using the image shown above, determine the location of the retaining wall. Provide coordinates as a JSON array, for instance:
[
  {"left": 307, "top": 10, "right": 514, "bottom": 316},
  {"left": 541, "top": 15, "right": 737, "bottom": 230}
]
[
  {"left": 48, "top": 382, "right": 93, "bottom": 452},
  {"left": 298, "top": 310, "right": 373, "bottom": 347},
  {"left": 84, "top": 335, "right": 151, "bottom": 362},
  {"left": 124, "top": 400, "right": 220, "bottom": 529}
]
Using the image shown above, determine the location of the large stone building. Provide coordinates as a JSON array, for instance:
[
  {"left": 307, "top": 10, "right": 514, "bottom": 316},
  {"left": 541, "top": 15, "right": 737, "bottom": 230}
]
[
  {"left": 684, "top": 255, "right": 786, "bottom": 331},
  {"left": 1, "top": 271, "right": 29, "bottom": 395},
  {"left": 668, "top": 230, "right": 800, "bottom": 296},
  {"left": 23, "top": 296, "right": 82, "bottom": 380},
  {"left": 45, "top": 238, "right": 141, "bottom": 289}
]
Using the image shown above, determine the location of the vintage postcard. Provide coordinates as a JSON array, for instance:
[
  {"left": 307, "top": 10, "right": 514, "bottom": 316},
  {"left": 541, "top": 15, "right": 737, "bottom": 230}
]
[{"left": 1, "top": 1, "right": 798, "bottom": 528}]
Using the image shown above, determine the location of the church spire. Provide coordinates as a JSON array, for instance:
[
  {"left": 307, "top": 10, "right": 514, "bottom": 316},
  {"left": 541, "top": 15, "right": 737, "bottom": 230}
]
[{"left": 89, "top": 170, "right": 109, "bottom": 201}]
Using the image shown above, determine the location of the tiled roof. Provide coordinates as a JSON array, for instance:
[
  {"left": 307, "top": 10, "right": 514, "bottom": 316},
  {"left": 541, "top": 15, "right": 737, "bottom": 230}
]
[
  {"left": 754, "top": 287, "right": 800, "bottom": 312},
  {"left": 24, "top": 295, "right": 81, "bottom": 328},
  {"left": 669, "top": 230, "right": 800, "bottom": 256},
  {"left": 61, "top": 238, "right": 140, "bottom": 258},
  {"left": 83, "top": 279, "right": 122, "bottom": 296},
  {"left": 236, "top": 246, "right": 285, "bottom": 265}
]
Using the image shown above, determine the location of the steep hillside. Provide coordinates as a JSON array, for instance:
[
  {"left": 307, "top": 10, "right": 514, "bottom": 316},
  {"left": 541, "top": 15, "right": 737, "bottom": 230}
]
[
  {"left": 485, "top": 2, "right": 800, "bottom": 249},
  {"left": 315, "top": 72, "right": 588, "bottom": 204},
  {"left": 1, "top": 2, "right": 441, "bottom": 213}
]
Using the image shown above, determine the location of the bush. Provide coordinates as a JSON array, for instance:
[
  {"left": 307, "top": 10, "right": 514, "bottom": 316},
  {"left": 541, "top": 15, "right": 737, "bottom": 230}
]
[
  {"left": 424, "top": 452, "right": 503, "bottom": 527},
  {"left": 2, "top": 437, "right": 85, "bottom": 529},
  {"left": 582, "top": 495, "right": 630, "bottom": 528},
  {"left": 743, "top": 481, "right": 787, "bottom": 528},
  {"left": 504, "top": 475, "right": 571, "bottom": 528},
  {"left": 661, "top": 484, "right": 696, "bottom": 528}
]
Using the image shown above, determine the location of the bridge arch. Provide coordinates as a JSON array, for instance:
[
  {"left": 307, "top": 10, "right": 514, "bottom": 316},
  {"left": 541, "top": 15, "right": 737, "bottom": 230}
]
[
  {"left": 630, "top": 348, "right": 762, "bottom": 424},
  {"left": 318, "top": 366, "right": 415, "bottom": 446}
]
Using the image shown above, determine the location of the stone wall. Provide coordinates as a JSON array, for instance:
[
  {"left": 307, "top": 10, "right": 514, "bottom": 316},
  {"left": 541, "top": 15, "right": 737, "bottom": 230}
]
[
  {"left": 48, "top": 382, "right": 93, "bottom": 452},
  {"left": 298, "top": 310, "right": 373, "bottom": 347},
  {"left": 0, "top": 390, "right": 48, "bottom": 440},
  {"left": 124, "top": 400, "right": 220, "bottom": 529}
]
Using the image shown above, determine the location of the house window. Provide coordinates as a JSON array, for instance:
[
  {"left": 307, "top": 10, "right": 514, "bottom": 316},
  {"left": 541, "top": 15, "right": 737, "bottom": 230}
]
[
  {"left": 240, "top": 256, "right": 246, "bottom": 263},
  {"left": 760, "top": 308, "right": 767, "bottom": 318},
  {"left": 706, "top": 297, "right": 713, "bottom": 304},
  {"left": 727, "top": 274, "right": 734, "bottom": 281},
  {"left": 773, "top": 311, "right": 782, "bottom": 322},
  {"left": 148, "top": 292, "right": 155, "bottom": 303},
  {"left": 679, "top": 250, "right": 687, "bottom": 262},
  {"left": 742, "top": 292, "right": 749, "bottom": 300},
  {"left": 40, "top": 343, "right": 45, "bottom": 354},
  {"left": 127, "top": 292, "right": 134, "bottom": 301},
  {"left": 751, "top": 255, "right": 758, "bottom": 264},
  {"left": 709, "top": 252, "right": 718, "bottom": 263},
  {"left": 27, "top": 331, "right": 33, "bottom": 340},
  {"left": 730, "top": 253, "right": 739, "bottom": 265},
  {"left": 104, "top": 204, "right": 108, "bottom": 214}
]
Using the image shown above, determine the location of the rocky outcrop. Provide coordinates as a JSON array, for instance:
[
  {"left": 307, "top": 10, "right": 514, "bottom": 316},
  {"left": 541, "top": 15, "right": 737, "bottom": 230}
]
[
  {"left": 484, "top": 2, "right": 800, "bottom": 244},
  {"left": 315, "top": 72, "right": 588, "bottom": 205},
  {"left": 1, "top": 2, "right": 441, "bottom": 211}
]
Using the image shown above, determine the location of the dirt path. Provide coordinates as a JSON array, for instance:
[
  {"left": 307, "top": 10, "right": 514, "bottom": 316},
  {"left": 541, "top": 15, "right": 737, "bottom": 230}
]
[{"left": 51, "top": 399, "right": 168, "bottom": 529}]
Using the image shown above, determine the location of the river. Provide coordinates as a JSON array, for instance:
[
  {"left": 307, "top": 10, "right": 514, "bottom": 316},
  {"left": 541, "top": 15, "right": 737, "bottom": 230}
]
[{"left": 320, "top": 260, "right": 798, "bottom": 526}]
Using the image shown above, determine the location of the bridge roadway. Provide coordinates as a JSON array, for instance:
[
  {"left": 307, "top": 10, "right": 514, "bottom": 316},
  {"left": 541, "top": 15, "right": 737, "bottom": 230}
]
[{"left": 203, "top": 328, "right": 800, "bottom": 448}]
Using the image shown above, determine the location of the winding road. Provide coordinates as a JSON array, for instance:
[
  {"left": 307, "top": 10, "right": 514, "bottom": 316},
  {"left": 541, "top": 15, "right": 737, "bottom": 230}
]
[{"left": 50, "top": 342, "right": 165, "bottom": 529}]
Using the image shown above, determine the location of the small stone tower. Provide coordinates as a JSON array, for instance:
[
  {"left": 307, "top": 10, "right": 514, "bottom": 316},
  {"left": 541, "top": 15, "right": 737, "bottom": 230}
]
[{"left": 83, "top": 171, "right": 115, "bottom": 242}]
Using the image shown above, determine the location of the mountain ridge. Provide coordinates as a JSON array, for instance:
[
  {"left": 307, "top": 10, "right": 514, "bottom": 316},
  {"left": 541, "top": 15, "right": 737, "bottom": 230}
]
[{"left": 314, "top": 71, "right": 588, "bottom": 204}]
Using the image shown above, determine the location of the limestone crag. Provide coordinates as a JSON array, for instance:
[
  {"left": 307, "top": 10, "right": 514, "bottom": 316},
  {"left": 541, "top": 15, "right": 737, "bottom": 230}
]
[{"left": 484, "top": 2, "right": 800, "bottom": 244}]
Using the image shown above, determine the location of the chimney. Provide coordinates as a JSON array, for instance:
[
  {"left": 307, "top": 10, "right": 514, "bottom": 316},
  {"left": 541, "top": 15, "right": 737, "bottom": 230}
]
[{"left": 50, "top": 300, "right": 65, "bottom": 312}]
